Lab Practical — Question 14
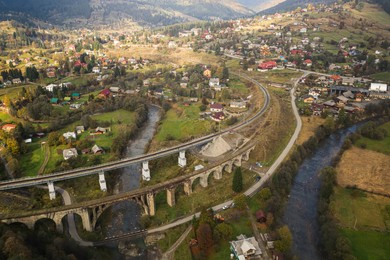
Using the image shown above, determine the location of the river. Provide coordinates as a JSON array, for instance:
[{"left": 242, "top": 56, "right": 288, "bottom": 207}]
[
  {"left": 282, "top": 124, "right": 360, "bottom": 260},
  {"left": 104, "top": 105, "right": 161, "bottom": 237}
]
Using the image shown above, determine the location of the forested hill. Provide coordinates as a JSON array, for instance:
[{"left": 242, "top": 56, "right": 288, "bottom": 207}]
[
  {"left": 0, "top": 0, "right": 254, "bottom": 29},
  {"left": 258, "top": 0, "right": 337, "bottom": 14}
]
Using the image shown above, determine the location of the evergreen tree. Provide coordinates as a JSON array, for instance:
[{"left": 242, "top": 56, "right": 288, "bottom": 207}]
[{"left": 232, "top": 167, "right": 243, "bottom": 192}]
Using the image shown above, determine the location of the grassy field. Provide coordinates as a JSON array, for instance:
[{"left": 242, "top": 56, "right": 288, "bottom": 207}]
[
  {"left": 371, "top": 72, "right": 390, "bottom": 83},
  {"left": 336, "top": 146, "right": 390, "bottom": 196},
  {"left": 148, "top": 168, "right": 256, "bottom": 226},
  {"left": 342, "top": 229, "right": 390, "bottom": 260},
  {"left": 157, "top": 224, "right": 190, "bottom": 253},
  {"left": 0, "top": 111, "right": 13, "bottom": 122},
  {"left": 332, "top": 187, "right": 390, "bottom": 231},
  {"left": 154, "top": 103, "right": 214, "bottom": 143},
  {"left": 19, "top": 142, "right": 46, "bottom": 177},
  {"left": 355, "top": 122, "right": 390, "bottom": 155},
  {"left": 296, "top": 116, "right": 326, "bottom": 145}
]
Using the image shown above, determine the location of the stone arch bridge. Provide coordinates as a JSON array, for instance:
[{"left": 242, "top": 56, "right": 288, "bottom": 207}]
[{"left": 0, "top": 145, "right": 255, "bottom": 233}]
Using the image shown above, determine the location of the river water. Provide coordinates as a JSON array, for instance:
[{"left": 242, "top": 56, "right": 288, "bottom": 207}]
[
  {"left": 105, "top": 106, "right": 161, "bottom": 237},
  {"left": 282, "top": 124, "right": 360, "bottom": 260}
]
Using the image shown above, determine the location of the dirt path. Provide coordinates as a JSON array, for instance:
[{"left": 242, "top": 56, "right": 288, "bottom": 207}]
[
  {"left": 161, "top": 225, "right": 193, "bottom": 260},
  {"left": 38, "top": 143, "right": 50, "bottom": 175}
]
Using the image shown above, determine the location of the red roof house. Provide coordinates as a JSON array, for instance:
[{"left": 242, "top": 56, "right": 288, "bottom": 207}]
[
  {"left": 258, "top": 61, "right": 277, "bottom": 70},
  {"left": 98, "top": 89, "right": 111, "bottom": 99}
]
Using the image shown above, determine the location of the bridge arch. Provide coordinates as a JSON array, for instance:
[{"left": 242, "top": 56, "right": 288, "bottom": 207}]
[
  {"left": 34, "top": 218, "right": 57, "bottom": 232},
  {"left": 232, "top": 156, "right": 242, "bottom": 167},
  {"left": 221, "top": 162, "right": 233, "bottom": 173}
]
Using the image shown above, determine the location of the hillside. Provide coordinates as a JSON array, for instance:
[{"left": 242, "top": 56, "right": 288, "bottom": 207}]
[
  {"left": 259, "top": 0, "right": 337, "bottom": 14},
  {"left": 0, "top": 0, "right": 254, "bottom": 29},
  {"left": 237, "top": 0, "right": 287, "bottom": 12}
]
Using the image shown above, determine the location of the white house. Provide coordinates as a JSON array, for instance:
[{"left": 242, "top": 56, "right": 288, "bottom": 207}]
[
  {"left": 369, "top": 83, "right": 388, "bottom": 92},
  {"left": 63, "top": 148, "right": 78, "bottom": 160},
  {"left": 45, "top": 84, "right": 59, "bottom": 92},
  {"left": 230, "top": 235, "right": 262, "bottom": 259},
  {"left": 230, "top": 101, "right": 246, "bottom": 109},
  {"left": 63, "top": 132, "right": 76, "bottom": 139},
  {"left": 300, "top": 28, "right": 307, "bottom": 33},
  {"left": 209, "top": 78, "right": 220, "bottom": 88},
  {"left": 210, "top": 103, "right": 223, "bottom": 112},
  {"left": 92, "top": 67, "right": 100, "bottom": 74}
]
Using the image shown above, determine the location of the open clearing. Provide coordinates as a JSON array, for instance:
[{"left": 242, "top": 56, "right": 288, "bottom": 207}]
[
  {"left": 296, "top": 116, "right": 326, "bottom": 145},
  {"left": 336, "top": 146, "right": 390, "bottom": 196},
  {"left": 332, "top": 187, "right": 390, "bottom": 231},
  {"left": 355, "top": 122, "right": 390, "bottom": 155},
  {"left": 342, "top": 229, "right": 390, "bottom": 260}
]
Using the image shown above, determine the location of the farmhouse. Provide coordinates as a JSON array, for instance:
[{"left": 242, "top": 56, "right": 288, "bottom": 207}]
[
  {"left": 230, "top": 235, "right": 262, "bottom": 259},
  {"left": 63, "top": 148, "right": 78, "bottom": 160},
  {"left": 210, "top": 103, "right": 223, "bottom": 112}
]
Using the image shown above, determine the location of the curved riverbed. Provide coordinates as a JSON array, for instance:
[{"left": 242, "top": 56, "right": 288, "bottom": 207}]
[
  {"left": 105, "top": 106, "right": 161, "bottom": 237},
  {"left": 282, "top": 124, "right": 360, "bottom": 260}
]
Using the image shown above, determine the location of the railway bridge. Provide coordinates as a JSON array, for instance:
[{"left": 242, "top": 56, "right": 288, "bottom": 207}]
[{"left": 0, "top": 145, "right": 255, "bottom": 232}]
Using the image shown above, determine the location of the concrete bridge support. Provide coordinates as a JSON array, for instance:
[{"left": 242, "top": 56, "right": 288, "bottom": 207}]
[
  {"left": 167, "top": 188, "right": 176, "bottom": 207},
  {"left": 48, "top": 181, "right": 56, "bottom": 200},
  {"left": 178, "top": 151, "right": 187, "bottom": 167},
  {"left": 184, "top": 181, "right": 192, "bottom": 195},
  {"left": 142, "top": 161, "right": 151, "bottom": 181},
  {"left": 213, "top": 168, "right": 223, "bottom": 180},
  {"left": 222, "top": 163, "right": 233, "bottom": 173},
  {"left": 147, "top": 193, "right": 155, "bottom": 216},
  {"left": 98, "top": 172, "right": 107, "bottom": 192}
]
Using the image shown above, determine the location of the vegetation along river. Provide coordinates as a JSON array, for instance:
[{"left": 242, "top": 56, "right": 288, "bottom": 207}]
[
  {"left": 282, "top": 123, "right": 361, "bottom": 260},
  {"left": 105, "top": 105, "right": 161, "bottom": 237}
]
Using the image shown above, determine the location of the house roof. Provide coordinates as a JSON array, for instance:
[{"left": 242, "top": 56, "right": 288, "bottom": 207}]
[
  {"left": 241, "top": 240, "right": 256, "bottom": 254},
  {"left": 210, "top": 103, "right": 223, "bottom": 109},
  {"left": 72, "top": 92, "right": 80, "bottom": 97},
  {"left": 99, "top": 89, "right": 111, "bottom": 97},
  {"left": 50, "top": 98, "right": 59, "bottom": 103},
  {"left": 92, "top": 144, "right": 104, "bottom": 154}
]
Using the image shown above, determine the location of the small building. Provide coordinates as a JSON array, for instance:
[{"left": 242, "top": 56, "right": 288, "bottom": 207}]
[
  {"left": 12, "top": 78, "right": 22, "bottom": 84},
  {"left": 209, "top": 78, "right": 220, "bottom": 88},
  {"left": 369, "top": 83, "right": 388, "bottom": 92},
  {"left": 45, "top": 84, "right": 59, "bottom": 92},
  {"left": 304, "top": 59, "right": 312, "bottom": 67},
  {"left": 1, "top": 123, "right": 16, "bottom": 132},
  {"left": 98, "top": 89, "right": 111, "bottom": 99},
  {"left": 92, "top": 67, "right": 100, "bottom": 74},
  {"left": 211, "top": 112, "right": 225, "bottom": 122},
  {"left": 63, "top": 132, "right": 76, "bottom": 140},
  {"left": 70, "top": 103, "right": 82, "bottom": 110},
  {"left": 203, "top": 69, "right": 212, "bottom": 79},
  {"left": 91, "top": 144, "right": 104, "bottom": 154},
  {"left": 72, "top": 92, "right": 81, "bottom": 99},
  {"left": 337, "top": 95, "right": 349, "bottom": 104},
  {"left": 210, "top": 103, "right": 223, "bottom": 112},
  {"left": 230, "top": 235, "right": 262, "bottom": 259},
  {"left": 63, "top": 148, "right": 78, "bottom": 160},
  {"left": 230, "top": 101, "right": 246, "bottom": 109},
  {"left": 302, "top": 95, "right": 315, "bottom": 104},
  {"left": 50, "top": 98, "right": 59, "bottom": 104},
  {"left": 109, "top": 87, "right": 121, "bottom": 93},
  {"left": 258, "top": 61, "right": 277, "bottom": 70},
  {"left": 95, "top": 127, "right": 108, "bottom": 135},
  {"left": 75, "top": 126, "right": 85, "bottom": 134}
]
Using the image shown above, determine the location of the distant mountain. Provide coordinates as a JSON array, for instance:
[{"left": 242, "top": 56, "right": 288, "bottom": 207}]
[
  {"left": 237, "top": 0, "right": 287, "bottom": 12},
  {"left": 0, "top": 0, "right": 254, "bottom": 29},
  {"left": 258, "top": 0, "right": 337, "bottom": 14}
]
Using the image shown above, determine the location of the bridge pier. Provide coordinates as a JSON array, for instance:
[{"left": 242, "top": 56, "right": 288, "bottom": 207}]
[
  {"left": 214, "top": 168, "right": 223, "bottom": 180},
  {"left": 48, "top": 181, "right": 56, "bottom": 200},
  {"left": 167, "top": 188, "right": 176, "bottom": 207},
  {"left": 98, "top": 172, "right": 107, "bottom": 192},
  {"left": 146, "top": 193, "right": 155, "bottom": 216},
  {"left": 142, "top": 161, "right": 151, "bottom": 181},
  {"left": 200, "top": 174, "right": 208, "bottom": 188},
  {"left": 184, "top": 181, "right": 192, "bottom": 195},
  {"left": 178, "top": 151, "right": 187, "bottom": 167},
  {"left": 80, "top": 209, "right": 93, "bottom": 232}
]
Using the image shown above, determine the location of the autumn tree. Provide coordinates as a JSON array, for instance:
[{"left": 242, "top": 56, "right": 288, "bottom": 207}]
[
  {"left": 275, "top": 225, "right": 293, "bottom": 253},
  {"left": 196, "top": 223, "right": 214, "bottom": 257},
  {"left": 233, "top": 194, "right": 247, "bottom": 210}
]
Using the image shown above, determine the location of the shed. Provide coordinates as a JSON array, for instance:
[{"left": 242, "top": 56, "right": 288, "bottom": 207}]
[{"left": 50, "top": 98, "right": 59, "bottom": 104}]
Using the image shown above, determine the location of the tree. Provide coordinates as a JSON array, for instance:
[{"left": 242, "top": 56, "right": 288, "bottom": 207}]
[
  {"left": 258, "top": 188, "right": 272, "bottom": 201},
  {"left": 214, "top": 223, "right": 233, "bottom": 242},
  {"left": 222, "top": 66, "right": 229, "bottom": 80},
  {"left": 196, "top": 223, "right": 214, "bottom": 257},
  {"left": 232, "top": 167, "right": 243, "bottom": 192},
  {"left": 233, "top": 194, "right": 247, "bottom": 210},
  {"left": 275, "top": 225, "right": 293, "bottom": 253}
]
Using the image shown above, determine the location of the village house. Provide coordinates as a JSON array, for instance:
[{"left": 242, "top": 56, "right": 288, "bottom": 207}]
[
  {"left": 91, "top": 144, "right": 104, "bottom": 155},
  {"left": 63, "top": 148, "right": 78, "bottom": 160},
  {"left": 211, "top": 111, "right": 225, "bottom": 122},
  {"left": 70, "top": 103, "right": 82, "bottom": 110},
  {"left": 210, "top": 103, "right": 223, "bottom": 112},
  {"left": 209, "top": 78, "right": 220, "bottom": 88},
  {"left": 258, "top": 61, "right": 277, "bottom": 70},
  {"left": 45, "top": 84, "right": 60, "bottom": 92},
  {"left": 203, "top": 69, "right": 212, "bottom": 78},
  {"left": 1, "top": 123, "right": 16, "bottom": 132},
  {"left": 50, "top": 98, "right": 59, "bottom": 104},
  {"left": 230, "top": 101, "right": 246, "bottom": 109},
  {"left": 75, "top": 126, "right": 85, "bottom": 134},
  {"left": 94, "top": 127, "right": 108, "bottom": 135},
  {"left": 12, "top": 78, "right": 22, "bottom": 84},
  {"left": 92, "top": 66, "right": 100, "bottom": 74},
  {"left": 302, "top": 95, "right": 315, "bottom": 104},
  {"left": 230, "top": 234, "right": 262, "bottom": 259},
  {"left": 63, "top": 132, "right": 76, "bottom": 140},
  {"left": 369, "top": 83, "right": 388, "bottom": 92},
  {"left": 98, "top": 89, "right": 111, "bottom": 99}
]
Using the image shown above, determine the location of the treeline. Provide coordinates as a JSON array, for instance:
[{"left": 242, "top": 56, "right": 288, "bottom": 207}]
[
  {"left": 317, "top": 167, "right": 356, "bottom": 260},
  {"left": 1, "top": 69, "right": 23, "bottom": 81},
  {"left": 0, "top": 222, "right": 113, "bottom": 259},
  {"left": 371, "top": 0, "right": 390, "bottom": 14}
]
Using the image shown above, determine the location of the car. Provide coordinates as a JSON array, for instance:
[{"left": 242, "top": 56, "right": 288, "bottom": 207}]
[{"left": 222, "top": 205, "right": 229, "bottom": 210}]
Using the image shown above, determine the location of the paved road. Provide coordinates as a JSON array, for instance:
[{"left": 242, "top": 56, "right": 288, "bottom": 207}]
[{"left": 39, "top": 185, "right": 94, "bottom": 247}]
